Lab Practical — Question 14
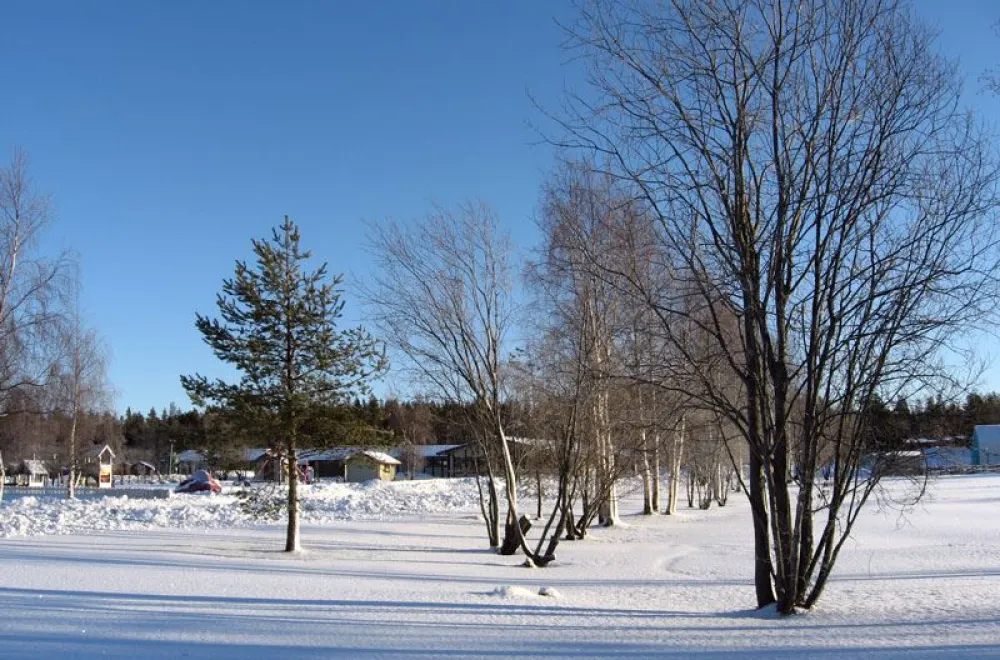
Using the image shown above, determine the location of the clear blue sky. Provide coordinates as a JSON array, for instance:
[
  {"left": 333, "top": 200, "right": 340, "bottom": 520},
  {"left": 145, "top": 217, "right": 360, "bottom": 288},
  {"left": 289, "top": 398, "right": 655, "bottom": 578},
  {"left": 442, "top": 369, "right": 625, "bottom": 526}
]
[{"left": 1, "top": 1, "right": 998, "bottom": 415}]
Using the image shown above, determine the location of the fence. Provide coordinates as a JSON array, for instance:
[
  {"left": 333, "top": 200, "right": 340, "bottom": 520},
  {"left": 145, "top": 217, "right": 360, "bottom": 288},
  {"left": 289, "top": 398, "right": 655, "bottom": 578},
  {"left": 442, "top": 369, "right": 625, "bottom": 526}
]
[{"left": 1, "top": 486, "right": 172, "bottom": 501}]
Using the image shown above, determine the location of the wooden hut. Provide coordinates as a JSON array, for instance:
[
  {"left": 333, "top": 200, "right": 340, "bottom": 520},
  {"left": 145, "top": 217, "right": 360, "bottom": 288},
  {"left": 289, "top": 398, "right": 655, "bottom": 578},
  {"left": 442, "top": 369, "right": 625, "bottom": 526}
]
[
  {"left": 81, "top": 444, "right": 116, "bottom": 488},
  {"left": 344, "top": 450, "right": 400, "bottom": 483},
  {"left": 13, "top": 459, "right": 49, "bottom": 488},
  {"left": 126, "top": 461, "right": 158, "bottom": 477}
]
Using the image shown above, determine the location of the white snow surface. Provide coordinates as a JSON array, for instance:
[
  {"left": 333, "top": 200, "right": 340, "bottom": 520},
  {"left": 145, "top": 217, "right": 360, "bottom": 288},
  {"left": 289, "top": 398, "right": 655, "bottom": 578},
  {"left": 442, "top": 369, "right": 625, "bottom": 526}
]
[
  {"left": 0, "top": 479, "right": 483, "bottom": 538},
  {"left": 0, "top": 474, "right": 998, "bottom": 658}
]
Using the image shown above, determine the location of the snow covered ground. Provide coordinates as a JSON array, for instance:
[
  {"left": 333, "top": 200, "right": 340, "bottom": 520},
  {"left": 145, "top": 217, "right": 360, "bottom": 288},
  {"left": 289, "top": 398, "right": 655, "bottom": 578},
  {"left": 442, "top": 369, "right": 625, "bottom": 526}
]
[
  {"left": 0, "top": 474, "right": 997, "bottom": 658},
  {"left": 0, "top": 479, "right": 484, "bottom": 538}
]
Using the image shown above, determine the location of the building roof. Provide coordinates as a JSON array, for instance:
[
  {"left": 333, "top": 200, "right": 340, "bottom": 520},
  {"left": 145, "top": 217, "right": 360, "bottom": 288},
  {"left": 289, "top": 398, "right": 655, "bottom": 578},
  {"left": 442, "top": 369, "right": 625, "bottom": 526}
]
[
  {"left": 297, "top": 447, "right": 357, "bottom": 463},
  {"left": 17, "top": 459, "right": 49, "bottom": 476},
  {"left": 244, "top": 448, "right": 268, "bottom": 462},
  {"left": 348, "top": 450, "right": 401, "bottom": 466},
  {"left": 83, "top": 444, "right": 115, "bottom": 460},
  {"left": 388, "top": 444, "right": 463, "bottom": 459},
  {"left": 436, "top": 438, "right": 541, "bottom": 455},
  {"left": 176, "top": 450, "right": 206, "bottom": 463}
]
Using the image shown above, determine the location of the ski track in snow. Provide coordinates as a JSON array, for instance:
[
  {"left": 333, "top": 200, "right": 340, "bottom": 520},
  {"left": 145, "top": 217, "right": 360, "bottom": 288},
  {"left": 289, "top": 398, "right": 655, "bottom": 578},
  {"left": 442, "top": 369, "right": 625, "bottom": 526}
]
[{"left": 0, "top": 474, "right": 997, "bottom": 658}]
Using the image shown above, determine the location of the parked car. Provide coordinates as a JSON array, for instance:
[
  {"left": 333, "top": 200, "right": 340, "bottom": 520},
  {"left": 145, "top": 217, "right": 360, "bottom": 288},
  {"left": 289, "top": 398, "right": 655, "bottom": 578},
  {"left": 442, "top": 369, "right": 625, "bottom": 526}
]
[{"left": 175, "top": 469, "right": 222, "bottom": 494}]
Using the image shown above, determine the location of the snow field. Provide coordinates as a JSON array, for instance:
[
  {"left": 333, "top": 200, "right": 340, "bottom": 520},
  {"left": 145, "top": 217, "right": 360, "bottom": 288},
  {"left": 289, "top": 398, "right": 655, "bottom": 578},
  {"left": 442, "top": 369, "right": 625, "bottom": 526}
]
[
  {"left": 0, "top": 478, "right": 485, "bottom": 538},
  {"left": 0, "top": 474, "right": 996, "bottom": 658}
]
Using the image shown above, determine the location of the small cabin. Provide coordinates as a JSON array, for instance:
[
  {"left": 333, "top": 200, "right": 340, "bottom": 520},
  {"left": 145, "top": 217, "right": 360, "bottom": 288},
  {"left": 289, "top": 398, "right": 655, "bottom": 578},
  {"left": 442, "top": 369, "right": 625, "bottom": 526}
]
[
  {"left": 175, "top": 450, "right": 207, "bottom": 474},
  {"left": 345, "top": 451, "right": 400, "bottom": 483},
  {"left": 298, "top": 447, "right": 354, "bottom": 480},
  {"left": 81, "top": 444, "right": 117, "bottom": 487},
  {"left": 388, "top": 444, "right": 463, "bottom": 478},
  {"left": 126, "top": 460, "right": 158, "bottom": 477},
  {"left": 14, "top": 459, "right": 49, "bottom": 488}
]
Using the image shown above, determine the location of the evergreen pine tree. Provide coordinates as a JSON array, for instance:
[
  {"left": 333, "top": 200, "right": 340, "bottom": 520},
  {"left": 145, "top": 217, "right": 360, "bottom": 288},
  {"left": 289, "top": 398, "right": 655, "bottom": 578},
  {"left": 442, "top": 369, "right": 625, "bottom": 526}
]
[{"left": 181, "top": 216, "right": 385, "bottom": 552}]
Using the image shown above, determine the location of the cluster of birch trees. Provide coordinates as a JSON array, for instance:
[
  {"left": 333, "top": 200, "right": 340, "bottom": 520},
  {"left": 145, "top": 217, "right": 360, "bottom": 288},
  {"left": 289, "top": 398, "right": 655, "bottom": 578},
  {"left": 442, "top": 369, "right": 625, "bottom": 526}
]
[
  {"left": 0, "top": 149, "right": 113, "bottom": 496},
  {"left": 365, "top": 0, "right": 1000, "bottom": 614}
]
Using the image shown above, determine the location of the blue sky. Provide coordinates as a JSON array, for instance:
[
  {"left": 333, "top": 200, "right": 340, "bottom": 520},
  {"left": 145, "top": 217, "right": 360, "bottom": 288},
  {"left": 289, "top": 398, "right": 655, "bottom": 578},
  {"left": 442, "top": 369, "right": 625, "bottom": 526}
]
[{"left": 1, "top": 1, "right": 998, "bottom": 414}]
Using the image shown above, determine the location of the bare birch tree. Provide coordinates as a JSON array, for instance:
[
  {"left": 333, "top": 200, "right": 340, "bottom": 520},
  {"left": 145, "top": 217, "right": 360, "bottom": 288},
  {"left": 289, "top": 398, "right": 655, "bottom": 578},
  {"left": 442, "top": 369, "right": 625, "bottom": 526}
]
[
  {"left": 560, "top": 0, "right": 1000, "bottom": 612},
  {"left": 366, "top": 202, "right": 558, "bottom": 563},
  {"left": 0, "top": 148, "right": 71, "bottom": 412},
  {"left": 56, "top": 281, "right": 112, "bottom": 498}
]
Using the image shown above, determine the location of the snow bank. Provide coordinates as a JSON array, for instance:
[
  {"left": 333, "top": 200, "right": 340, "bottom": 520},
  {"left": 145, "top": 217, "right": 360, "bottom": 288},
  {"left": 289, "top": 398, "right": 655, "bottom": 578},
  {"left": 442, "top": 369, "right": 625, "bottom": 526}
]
[
  {"left": 0, "top": 478, "right": 483, "bottom": 539},
  {"left": 298, "top": 478, "right": 482, "bottom": 522}
]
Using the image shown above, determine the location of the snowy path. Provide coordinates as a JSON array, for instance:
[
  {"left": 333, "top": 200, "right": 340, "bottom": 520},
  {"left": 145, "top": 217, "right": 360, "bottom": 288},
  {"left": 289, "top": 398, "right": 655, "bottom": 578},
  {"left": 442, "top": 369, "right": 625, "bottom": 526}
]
[{"left": 0, "top": 476, "right": 998, "bottom": 657}]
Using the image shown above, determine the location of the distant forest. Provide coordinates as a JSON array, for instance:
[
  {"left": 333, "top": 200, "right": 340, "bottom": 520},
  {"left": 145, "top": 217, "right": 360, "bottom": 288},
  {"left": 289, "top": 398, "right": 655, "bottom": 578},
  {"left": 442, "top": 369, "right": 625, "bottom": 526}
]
[{"left": 3, "top": 392, "right": 999, "bottom": 472}]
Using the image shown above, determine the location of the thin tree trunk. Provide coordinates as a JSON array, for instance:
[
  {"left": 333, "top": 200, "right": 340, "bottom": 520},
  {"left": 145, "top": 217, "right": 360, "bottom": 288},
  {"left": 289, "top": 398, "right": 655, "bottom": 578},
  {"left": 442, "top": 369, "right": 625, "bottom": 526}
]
[
  {"left": 667, "top": 417, "right": 684, "bottom": 515},
  {"left": 687, "top": 469, "right": 695, "bottom": 508},
  {"left": 474, "top": 461, "right": 501, "bottom": 548},
  {"left": 535, "top": 468, "right": 543, "bottom": 519},
  {"left": 641, "top": 428, "right": 653, "bottom": 514},
  {"left": 652, "top": 435, "right": 661, "bottom": 512},
  {"left": 67, "top": 407, "right": 78, "bottom": 499}
]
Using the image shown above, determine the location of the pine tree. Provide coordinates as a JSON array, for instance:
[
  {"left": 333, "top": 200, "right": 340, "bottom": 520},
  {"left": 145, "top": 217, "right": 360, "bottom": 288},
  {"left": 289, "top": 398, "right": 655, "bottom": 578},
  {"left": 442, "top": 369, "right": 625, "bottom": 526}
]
[{"left": 181, "top": 216, "right": 385, "bottom": 552}]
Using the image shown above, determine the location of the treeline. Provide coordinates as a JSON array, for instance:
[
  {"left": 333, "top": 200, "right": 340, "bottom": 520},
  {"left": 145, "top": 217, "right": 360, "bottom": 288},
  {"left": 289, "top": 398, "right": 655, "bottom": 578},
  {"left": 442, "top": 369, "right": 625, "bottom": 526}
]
[
  {"left": 0, "top": 405, "right": 119, "bottom": 466},
  {"left": 112, "top": 397, "right": 534, "bottom": 472},
  {"left": 870, "top": 393, "right": 1000, "bottom": 447}
]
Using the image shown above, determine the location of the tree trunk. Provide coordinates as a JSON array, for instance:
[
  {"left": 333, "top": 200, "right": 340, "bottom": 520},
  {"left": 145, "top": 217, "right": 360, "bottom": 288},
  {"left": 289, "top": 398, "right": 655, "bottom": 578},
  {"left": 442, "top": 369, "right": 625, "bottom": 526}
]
[
  {"left": 285, "top": 440, "right": 300, "bottom": 552},
  {"left": 667, "top": 417, "right": 684, "bottom": 515},
  {"left": 564, "top": 502, "right": 578, "bottom": 540},
  {"left": 600, "top": 423, "right": 619, "bottom": 526},
  {"left": 771, "top": 445, "right": 797, "bottom": 613},
  {"left": 535, "top": 468, "right": 543, "bottom": 520},
  {"left": 641, "top": 428, "right": 653, "bottom": 514},
  {"left": 749, "top": 450, "right": 777, "bottom": 608},
  {"left": 499, "top": 511, "right": 531, "bottom": 555},
  {"left": 686, "top": 470, "right": 695, "bottom": 508},
  {"left": 67, "top": 408, "right": 78, "bottom": 500},
  {"left": 474, "top": 466, "right": 501, "bottom": 548},
  {"left": 652, "top": 436, "right": 661, "bottom": 513}
]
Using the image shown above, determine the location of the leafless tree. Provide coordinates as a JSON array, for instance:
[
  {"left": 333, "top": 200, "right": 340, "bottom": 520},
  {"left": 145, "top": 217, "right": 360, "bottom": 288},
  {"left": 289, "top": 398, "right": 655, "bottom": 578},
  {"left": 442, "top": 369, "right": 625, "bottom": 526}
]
[
  {"left": 536, "top": 161, "right": 703, "bottom": 527},
  {"left": 55, "top": 280, "right": 113, "bottom": 498},
  {"left": 559, "top": 0, "right": 1000, "bottom": 612},
  {"left": 982, "top": 20, "right": 1000, "bottom": 94},
  {"left": 397, "top": 441, "right": 425, "bottom": 479},
  {"left": 0, "top": 148, "right": 71, "bottom": 412},
  {"left": 534, "top": 166, "right": 638, "bottom": 529},
  {"left": 366, "top": 202, "right": 558, "bottom": 563}
]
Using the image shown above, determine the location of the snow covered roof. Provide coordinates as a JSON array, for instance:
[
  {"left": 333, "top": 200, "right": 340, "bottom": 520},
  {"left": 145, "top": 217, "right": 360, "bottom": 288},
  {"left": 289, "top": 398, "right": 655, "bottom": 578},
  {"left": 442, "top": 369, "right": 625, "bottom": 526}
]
[
  {"left": 244, "top": 448, "right": 268, "bottom": 462},
  {"left": 349, "top": 450, "right": 401, "bottom": 466},
  {"left": 17, "top": 460, "right": 49, "bottom": 476},
  {"left": 176, "top": 450, "right": 206, "bottom": 463},
  {"left": 388, "top": 444, "right": 463, "bottom": 459},
  {"left": 507, "top": 436, "right": 544, "bottom": 447},
  {"left": 83, "top": 444, "right": 115, "bottom": 459},
  {"left": 903, "top": 437, "right": 939, "bottom": 445},
  {"left": 297, "top": 447, "right": 358, "bottom": 463}
]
